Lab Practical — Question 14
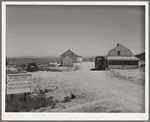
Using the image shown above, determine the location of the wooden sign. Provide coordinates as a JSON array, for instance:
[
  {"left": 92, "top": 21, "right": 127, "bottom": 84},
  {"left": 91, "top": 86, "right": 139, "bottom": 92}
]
[{"left": 6, "top": 74, "right": 32, "bottom": 95}]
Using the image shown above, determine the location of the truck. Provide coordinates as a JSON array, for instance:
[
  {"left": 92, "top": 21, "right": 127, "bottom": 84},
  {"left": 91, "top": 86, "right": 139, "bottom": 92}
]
[{"left": 95, "top": 56, "right": 108, "bottom": 70}]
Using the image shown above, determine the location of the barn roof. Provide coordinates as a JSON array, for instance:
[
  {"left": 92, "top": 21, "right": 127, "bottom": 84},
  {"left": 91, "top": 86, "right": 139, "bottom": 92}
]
[
  {"left": 107, "top": 56, "right": 140, "bottom": 61},
  {"left": 106, "top": 44, "right": 135, "bottom": 57},
  {"left": 60, "top": 49, "right": 79, "bottom": 57}
]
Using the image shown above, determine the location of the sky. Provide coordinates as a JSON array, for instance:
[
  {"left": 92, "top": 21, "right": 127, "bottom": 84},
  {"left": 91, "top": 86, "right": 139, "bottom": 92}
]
[{"left": 6, "top": 5, "right": 145, "bottom": 57}]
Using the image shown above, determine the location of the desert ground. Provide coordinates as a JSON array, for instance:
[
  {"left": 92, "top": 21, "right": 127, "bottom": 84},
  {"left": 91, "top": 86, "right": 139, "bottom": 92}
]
[
  {"left": 22, "top": 62, "right": 144, "bottom": 113},
  {"left": 6, "top": 60, "right": 145, "bottom": 113}
]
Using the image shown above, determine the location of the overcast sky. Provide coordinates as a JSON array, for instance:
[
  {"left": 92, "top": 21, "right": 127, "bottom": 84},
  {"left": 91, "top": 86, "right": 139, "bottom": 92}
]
[{"left": 6, "top": 5, "right": 145, "bottom": 57}]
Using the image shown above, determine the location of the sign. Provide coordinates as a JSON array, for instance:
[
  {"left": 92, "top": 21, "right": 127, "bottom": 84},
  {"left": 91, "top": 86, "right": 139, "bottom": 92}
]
[{"left": 6, "top": 74, "right": 32, "bottom": 95}]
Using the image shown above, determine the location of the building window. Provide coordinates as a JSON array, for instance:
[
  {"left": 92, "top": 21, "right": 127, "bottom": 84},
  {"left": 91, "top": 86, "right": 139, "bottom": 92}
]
[
  {"left": 109, "top": 61, "right": 112, "bottom": 65},
  {"left": 108, "top": 60, "right": 138, "bottom": 65},
  {"left": 112, "top": 61, "right": 114, "bottom": 65},
  {"left": 129, "top": 61, "right": 132, "bottom": 65},
  {"left": 120, "top": 61, "right": 122, "bottom": 65},
  {"left": 118, "top": 61, "right": 120, "bottom": 65},
  {"left": 117, "top": 51, "right": 120, "bottom": 55},
  {"left": 122, "top": 61, "right": 126, "bottom": 65},
  {"left": 135, "top": 61, "right": 138, "bottom": 65},
  {"left": 116, "top": 61, "right": 119, "bottom": 65}
]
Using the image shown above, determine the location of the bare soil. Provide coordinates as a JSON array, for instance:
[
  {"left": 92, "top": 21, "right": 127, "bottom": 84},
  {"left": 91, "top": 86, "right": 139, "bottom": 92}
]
[{"left": 28, "top": 62, "right": 145, "bottom": 113}]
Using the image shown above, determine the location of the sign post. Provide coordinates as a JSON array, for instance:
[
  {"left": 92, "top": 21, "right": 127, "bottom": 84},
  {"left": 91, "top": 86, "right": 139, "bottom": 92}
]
[
  {"left": 6, "top": 74, "right": 32, "bottom": 102},
  {"left": 24, "top": 93, "right": 27, "bottom": 102},
  {"left": 11, "top": 94, "right": 13, "bottom": 102}
]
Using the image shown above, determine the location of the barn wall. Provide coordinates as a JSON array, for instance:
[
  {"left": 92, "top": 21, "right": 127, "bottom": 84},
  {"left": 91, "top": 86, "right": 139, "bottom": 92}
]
[{"left": 62, "top": 57, "right": 73, "bottom": 66}]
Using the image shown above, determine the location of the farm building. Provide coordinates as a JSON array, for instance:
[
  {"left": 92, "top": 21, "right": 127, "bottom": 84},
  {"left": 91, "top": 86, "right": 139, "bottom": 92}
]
[
  {"left": 62, "top": 56, "right": 73, "bottom": 66},
  {"left": 106, "top": 43, "right": 140, "bottom": 69},
  {"left": 135, "top": 52, "right": 145, "bottom": 61},
  {"left": 83, "top": 58, "right": 94, "bottom": 62},
  {"left": 77, "top": 56, "right": 82, "bottom": 62},
  {"left": 60, "top": 50, "right": 82, "bottom": 66}
]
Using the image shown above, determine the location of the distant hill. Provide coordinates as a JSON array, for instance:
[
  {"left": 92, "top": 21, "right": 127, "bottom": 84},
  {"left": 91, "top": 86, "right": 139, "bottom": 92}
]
[
  {"left": 7, "top": 56, "right": 61, "bottom": 65},
  {"left": 83, "top": 55, "right": 105, "bottom": 59},
  {"left": 7, "top": 56, "right": 59, "bottom": 59},
  {"left": 135, "top": 52, "right": 145, "bottom": 61}
]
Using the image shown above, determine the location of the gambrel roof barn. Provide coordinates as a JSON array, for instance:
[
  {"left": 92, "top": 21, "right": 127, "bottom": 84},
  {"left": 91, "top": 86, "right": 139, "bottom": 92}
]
[
  {"left": 106, "top": 43, "right": 139, "bottom": 69},
  {"left": 106, "top": 43, "right": 135, "bottom": 57}
]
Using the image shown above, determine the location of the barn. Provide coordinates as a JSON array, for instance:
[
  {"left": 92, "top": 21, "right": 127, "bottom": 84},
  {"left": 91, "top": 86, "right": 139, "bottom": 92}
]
[
  {"left": 62, "top": 56, "right": 73, "bottom": 66},
  {"left": 106, "top": 43, "right": 140, "bottom": 69},
  {"left": 60, "top": 50, "right": 82, "bottom": 66}
]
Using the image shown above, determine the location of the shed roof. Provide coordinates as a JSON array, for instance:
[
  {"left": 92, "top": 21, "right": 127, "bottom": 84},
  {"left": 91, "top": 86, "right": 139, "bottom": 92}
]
[{"left": 107, "top": 56, "right": 140, "bottom": 61}]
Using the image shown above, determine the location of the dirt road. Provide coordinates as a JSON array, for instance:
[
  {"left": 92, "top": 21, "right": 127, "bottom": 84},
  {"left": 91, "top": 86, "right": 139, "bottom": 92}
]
[{"left": 31, "top": 62, "right": 145, "bottom": 112}]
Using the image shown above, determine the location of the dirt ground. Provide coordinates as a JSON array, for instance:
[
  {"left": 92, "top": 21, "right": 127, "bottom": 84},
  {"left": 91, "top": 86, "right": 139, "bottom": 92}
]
[{"left": 25, "top": 62, "right": 145, "bottom": 112}]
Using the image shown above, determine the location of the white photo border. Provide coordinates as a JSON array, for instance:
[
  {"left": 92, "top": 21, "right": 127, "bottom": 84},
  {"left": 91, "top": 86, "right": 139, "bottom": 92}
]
[{"left": 2, "top": 1, "right": 149, "bottom": 120}]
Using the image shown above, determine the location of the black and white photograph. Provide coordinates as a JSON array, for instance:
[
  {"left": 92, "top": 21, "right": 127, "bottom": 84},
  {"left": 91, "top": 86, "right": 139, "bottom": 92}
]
[{"left": 2, "top": 1, "right": 149, "bottom": 120}]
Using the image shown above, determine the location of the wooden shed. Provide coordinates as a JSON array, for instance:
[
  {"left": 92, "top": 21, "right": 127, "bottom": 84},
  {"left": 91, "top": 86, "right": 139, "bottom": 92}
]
[{"left": 77, "top": 56, "right": 82, "bottom": 63}]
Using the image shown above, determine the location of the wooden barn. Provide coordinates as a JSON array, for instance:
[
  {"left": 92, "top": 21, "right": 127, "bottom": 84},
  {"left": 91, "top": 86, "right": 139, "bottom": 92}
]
[
  {"left": 62, "top": 56, "right": 73, "bottom": 66},
  {"left": 106, "top": 43, "right": 140, "bottom": 69},
  {"left": 60, "top": 50, "right": 82, "bottom": 66}
]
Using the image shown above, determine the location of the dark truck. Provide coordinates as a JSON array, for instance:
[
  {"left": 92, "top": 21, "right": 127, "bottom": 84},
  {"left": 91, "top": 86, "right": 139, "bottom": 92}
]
[
  {"left": 95, "top": 56, "right": 108, "bottom": 70},
  {"left": 27, "top": 63, "right": 38, "bottom": 72}
]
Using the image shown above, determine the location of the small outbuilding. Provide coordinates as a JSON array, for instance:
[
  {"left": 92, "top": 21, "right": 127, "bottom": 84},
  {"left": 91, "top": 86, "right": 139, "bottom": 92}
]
[
  {"left": 136, "top": 52, "right": 145, "bottom": 61},
  {"left": 77, "top": 56, "right": 82, "bottom": 63},
  {"left": 106, "top": 43, "right": 140, "bottom": 69},
  {"left": 60, "top": 50, "right": 82, "bottom": 66}
]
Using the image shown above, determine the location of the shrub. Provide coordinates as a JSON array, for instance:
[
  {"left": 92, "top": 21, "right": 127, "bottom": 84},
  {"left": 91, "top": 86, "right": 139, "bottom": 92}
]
[
  {"left": 6, "top": 70, "right": 18, "bottom": 74},
  {"left": 45, "top": 89, "right": 49, "bottom": 93},
  {"left": 63, "top": 96, "right": 71, "bottom": 103},
  {"left": 70, "top": 94, "right": 76, "bottom": 99},
  {"left": 39, "top": 89, "right": 45, "bottom": 96},
  {"left": 51, "top": 100, "right": 58, "bottom": 109},
  {"left": 75, "top": 66, "right": 78, "bottom": 70},
  {"left": 6, "top": 94, "right": 57, "bottom": 112},
  {"left": 110, "top": 110, "right": 121, "bottom": 113}
]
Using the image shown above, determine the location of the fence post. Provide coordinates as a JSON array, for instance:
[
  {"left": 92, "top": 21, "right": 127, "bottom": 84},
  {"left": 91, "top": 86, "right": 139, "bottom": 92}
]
[{"left": 68, "top": 63, "right": 69, "bottom": 71}]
